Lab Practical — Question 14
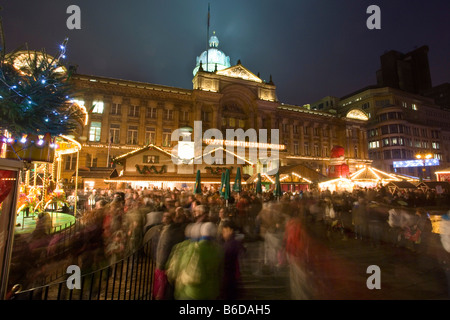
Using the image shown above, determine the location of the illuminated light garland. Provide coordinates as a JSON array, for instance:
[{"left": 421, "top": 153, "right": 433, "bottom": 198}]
[
  {"left": 391, "top": 173, "right": 419, "bottom": 182},
  {"left": 291, "top": 172, "right": 312, "bottom": 183},
  {"left": 318, "top": 177, "right": 354, "bottom": 192},
  {"left": 0, "top": 37, "right": 85, "bottom": 137},
  {"left": 194, "top": 146, "right": 255, "bottom": 165},
  {"left": 435, "top": 170, "right": 450, "bottom": 174},
  {"left": 263, "top": 173, "right": 274, "bottom": 184},
  {"left": 104, "top": 179, "right": 247, "bottom": 185},
  {"left": 135, "top": 164, "right": 167, "bottom": 174},
  {"left": 205, "top": 166, "right": 234, "bottom": 175},
  {"left": 369, "top": 167, "right": 381, "bottom": 180},
  {"left": 371, "top": 167, "right": 400, "bottom": 180},
  {"left": 57, "top": 135, "right": 82, "bottom": 154},
  {"left": 113, "top": 144, "right": 176, "bottom": 163},
  {"left": 204, "top": 139, "right": 286, "bottom": 151},
  {"left": 349, "top": 167, "right": 366, "bottom": 180},
  {"left": 82, "top": 143, "right": 139, "bottom": 151},
  {"left": 350, "top": 166, "right": 400, "bottom": 182}
]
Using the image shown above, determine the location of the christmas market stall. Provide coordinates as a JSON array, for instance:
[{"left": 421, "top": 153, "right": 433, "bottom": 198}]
[
  {"left": 246, "top": 172, "right": 275, "bottom": 192},
  {"left": 274, "top": 164, "right": 323, "bottom": 192},
  {"left": 435, "top": 168, "right": 450, "bottom": 182},
  {"left": 349, "top": 165, "right": 401, "bottom": 188},
  {"left": 318, "top": 177, "right": 355, "bottom": 193},
  {"left": 416, "top": 181, "right": 450, "bottom": 194},
  {"left": 106, "top": 144, "right": 249, "bottom": 191},
  {"left": 385, "top": 181, "right": 418, "bottom": 194}
]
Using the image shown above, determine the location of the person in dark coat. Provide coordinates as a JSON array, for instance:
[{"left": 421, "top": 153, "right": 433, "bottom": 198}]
[
  {"left": 220, "top": 220, "right": 245, "bottom": 300},
  {"left": 352, "top": 196, "right": 368, "bottom": 240},
  {"left": 153, "top": 209, "right": 187, "bottom": 299}
]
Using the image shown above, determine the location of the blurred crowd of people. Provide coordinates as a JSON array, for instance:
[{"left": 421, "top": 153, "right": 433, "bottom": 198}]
[{"left": 8, "top": 183, "right": 450, "bottom": 300}]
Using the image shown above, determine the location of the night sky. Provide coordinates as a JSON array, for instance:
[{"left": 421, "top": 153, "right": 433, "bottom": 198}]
[{"left": 2, "top": 0, "right": 449, "bottom": 106}]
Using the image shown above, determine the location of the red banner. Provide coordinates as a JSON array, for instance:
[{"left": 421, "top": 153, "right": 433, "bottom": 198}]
[{"left": 0, "top": 170, "right": 15, "bottom": 205}]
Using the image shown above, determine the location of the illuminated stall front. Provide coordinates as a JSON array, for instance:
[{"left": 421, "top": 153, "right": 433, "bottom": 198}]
[
  {"left": 436, "top": 168, "right": 450, "bottom": 182},
  {"left": 106, "top": 143, "right": 253, "bottom": 191},
  {"left": 349, "top": 165, "right": 401, "bottom": 188},
  {"left": 318, "top": 177, "right": 355, "bottom": 193},
  {"left": 247, "top": 165, "right": 323, "bottom": 193}
]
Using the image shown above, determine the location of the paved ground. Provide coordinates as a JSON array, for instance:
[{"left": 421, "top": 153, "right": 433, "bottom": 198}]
[{"left": 237, "top": 220, "right": 449, "bottom": 300}]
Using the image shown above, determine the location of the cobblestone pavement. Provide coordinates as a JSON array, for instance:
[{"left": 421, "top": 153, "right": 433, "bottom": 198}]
[{"left": 237, "top": 221, "right": 449, "bottom": 300}]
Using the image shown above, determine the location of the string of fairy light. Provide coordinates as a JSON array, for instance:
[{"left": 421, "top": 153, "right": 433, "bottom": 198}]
[
  {"left": 0, "top": 37, "right": 85, "bottom": 162},
  {"left": 0, "top": 37, "right": 87, "bottom": 148},
  {"left": 0, "top": 38, "right": 69, "bottom": 107}
]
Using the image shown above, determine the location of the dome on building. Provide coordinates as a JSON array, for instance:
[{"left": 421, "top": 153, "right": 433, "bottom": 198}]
[{"left": 193, "top": 31, "right": 231, "bottom": 76}]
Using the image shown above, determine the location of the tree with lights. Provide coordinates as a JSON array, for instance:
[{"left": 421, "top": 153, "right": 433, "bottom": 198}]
[
  {"left": 0, "top": 41, "right": 84, "bottom": 138},
  {"left": 0, "top": 14, "right": 85, "bottom": 214},
  {"left": 0, "top": 16, "right": 85, "bottom": 162}
]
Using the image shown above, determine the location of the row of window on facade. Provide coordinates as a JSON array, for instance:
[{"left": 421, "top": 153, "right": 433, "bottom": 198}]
[
  {"left": 88, "top": 121, "right": 346, "bottom": 146},
  {"left": 89, "top": 123, "right": 174, "bottom": 146},
  {"left": 280, "top": 124, "right": 339, "bottom": 138},
  {"left": 273, "top": 143, "right": 357, "bottom": 158},
  {"left": 369, "top": 149, "right": 442, "bottom": 161},
  {"left": 83, "top": 99, "right": 259, "bottom": 127},
  {"left": 342, "top": 98, "right": 418, "bottom": 110},
  {"left": 83, "top": 100, "right": 366, "bottom": 142},
  {"left": 368, "top": 125, "right": 440, "bottom": 139},
  {"left": 63, "top": 153, "right": 161, "bottom": 171},
  {"left": 89, "top": 121, "right": 340, "bottom": 158},
  {"left": 83, "top": 99, "right": 362, "bottom": 137},
  {"left": 369, "top": 138, "right": 440, "bottom": 150},
  {"left": 78, "top": 99, "right": 210, "bottom": 122}
]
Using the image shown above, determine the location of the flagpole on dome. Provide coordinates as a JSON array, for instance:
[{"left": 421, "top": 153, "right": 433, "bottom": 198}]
[{"left": 206, "top": 3, "right": 210, "bottom": 72}]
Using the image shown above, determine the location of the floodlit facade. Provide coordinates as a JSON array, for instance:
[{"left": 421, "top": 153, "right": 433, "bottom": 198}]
[
  {"left": 61, "top": 34, "right": 370, "bottom": 190},
  {"left": 338, "top": 86, "right": 450, "bottom": 180}
]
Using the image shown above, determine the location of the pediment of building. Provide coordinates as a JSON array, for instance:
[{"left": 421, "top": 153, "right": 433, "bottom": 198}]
[{"left": 216, "top": 64, "right": 262, "bottom": 83}]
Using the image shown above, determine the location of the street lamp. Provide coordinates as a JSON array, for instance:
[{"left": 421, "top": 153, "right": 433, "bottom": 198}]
[{"left": 415, "top": 153, "right": 432, "bottom": 182}]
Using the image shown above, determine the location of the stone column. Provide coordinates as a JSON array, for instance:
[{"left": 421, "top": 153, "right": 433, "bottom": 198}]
[
  {"left": 120, "top": 97, "right": 130, "bottom": 144},
  {"left": 139, "top": 99, "right": 148, "bottom": 145},
  {"left": 299, "top": 124, "right": 305, "bottom": 155},
  {"left": 156, "top": 101, "right": 164, "bottom": 146}
]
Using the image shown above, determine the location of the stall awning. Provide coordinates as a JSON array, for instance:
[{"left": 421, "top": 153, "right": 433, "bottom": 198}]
[{"left": 350, "top": 166, "right": 400, "bottom": 182}]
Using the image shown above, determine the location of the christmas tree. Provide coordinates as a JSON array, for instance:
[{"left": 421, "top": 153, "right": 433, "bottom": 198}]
[{"left": 0, "top": 17, "right": 84, "bottom": 138}]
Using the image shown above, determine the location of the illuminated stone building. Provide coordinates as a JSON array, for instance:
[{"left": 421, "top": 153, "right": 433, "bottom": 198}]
[
  {"left": 338, "top": 86, "right": 450, "bottom": 180},
  {"left": 334, "top": 45, "right": 450, "bottom": 181},
  {"left": 63, "top": 34, "right": 370, "bottom": 190}
]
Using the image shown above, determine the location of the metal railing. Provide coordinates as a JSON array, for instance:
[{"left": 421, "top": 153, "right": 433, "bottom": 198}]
[
  {"left": 10, "top": 240, "right": 155, "bottom": 300},
  {"left": 42, "top": 221, "right": 83, "bottom": 284}
]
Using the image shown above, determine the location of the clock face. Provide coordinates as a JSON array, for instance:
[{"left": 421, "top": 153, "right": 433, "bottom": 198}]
[{"left": 11, "top": 51, "right": 66, "bottom": 74}]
